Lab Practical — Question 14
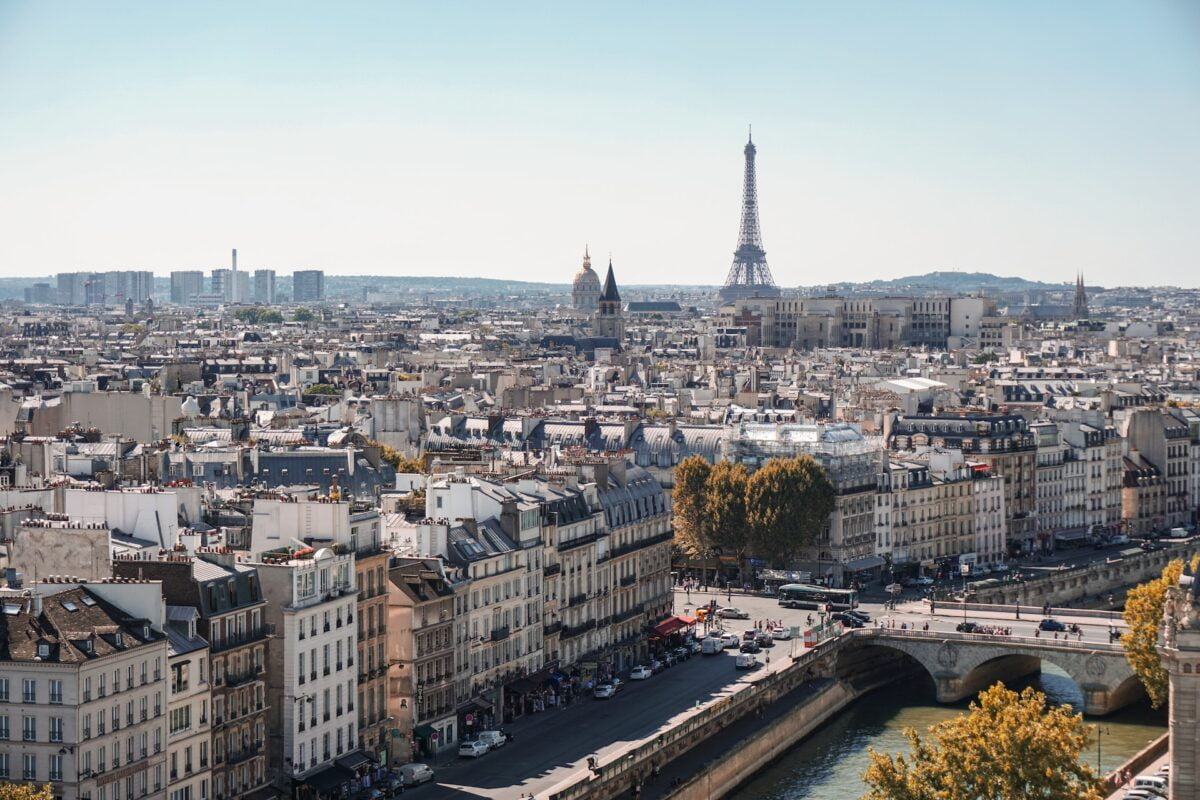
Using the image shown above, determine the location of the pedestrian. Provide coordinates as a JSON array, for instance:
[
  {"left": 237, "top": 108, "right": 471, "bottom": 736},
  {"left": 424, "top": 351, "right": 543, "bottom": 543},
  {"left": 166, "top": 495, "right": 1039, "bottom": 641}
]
[
  {"left": 1035, "top": 628, "right": 1040, "bottom": 638},
  {"left": 1015, "top": 606, "right": 1020, "bottom": 619}
]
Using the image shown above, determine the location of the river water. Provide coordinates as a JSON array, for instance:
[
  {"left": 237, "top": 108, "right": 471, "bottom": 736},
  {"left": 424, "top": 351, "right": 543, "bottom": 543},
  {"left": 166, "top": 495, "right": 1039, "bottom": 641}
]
[{"left": 730, "top": 666, "right": 1166, "bottom": 800}]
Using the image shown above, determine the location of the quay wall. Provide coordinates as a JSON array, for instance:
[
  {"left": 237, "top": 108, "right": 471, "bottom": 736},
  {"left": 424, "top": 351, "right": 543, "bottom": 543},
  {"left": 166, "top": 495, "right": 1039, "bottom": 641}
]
[
  {"left": 972, "top": 543, "right": 1200, "bottom": 608},
  {"left": 1103, "top": 733, "right": 1169, "bottom": 796}
]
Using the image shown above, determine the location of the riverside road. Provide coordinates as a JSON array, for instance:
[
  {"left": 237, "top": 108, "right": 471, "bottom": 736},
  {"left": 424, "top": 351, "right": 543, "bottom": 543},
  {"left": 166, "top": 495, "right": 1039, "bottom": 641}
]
[{"left": 414, "top": 590, "right": 1126, "bottom": 800}]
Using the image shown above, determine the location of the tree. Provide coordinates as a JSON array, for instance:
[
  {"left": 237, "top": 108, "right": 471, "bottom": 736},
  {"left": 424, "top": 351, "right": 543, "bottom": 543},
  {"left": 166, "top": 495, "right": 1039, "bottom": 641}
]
[
  {"left": 234, "top": 307, "right": 284, "bottom": 325},
  {"left": 293, "top": 307, "right": 316, "bottom": 322},
  {"left": 704, "top": 461, "right": 749, "bottom": 583},
  {"left": 861, "top": 684, "right": 1103, "bottom": 800},
  {"left": 672, "top": 456, "right": 713, "bottom": 569},
  {"left": 0, "top": 784, "right": 53, "bottom": 800},
  {"left": 745, "top": 455, "right": 835, "bottom": 568},
  {"left": 377, "top": 443, "right": 424, "bottom": 474},
  {"left": 1121, "top": 554, "right": 1199, "bottom": 708},
  {"left": 306, "top": 384, "right": 340, "bottom": 396}
]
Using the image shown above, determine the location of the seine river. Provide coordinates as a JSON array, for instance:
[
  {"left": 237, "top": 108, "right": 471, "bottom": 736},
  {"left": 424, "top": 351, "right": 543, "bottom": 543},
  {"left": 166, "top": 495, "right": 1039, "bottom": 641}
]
[{"left": 730, "top": 666, "right": 1166, "bottom": 800}]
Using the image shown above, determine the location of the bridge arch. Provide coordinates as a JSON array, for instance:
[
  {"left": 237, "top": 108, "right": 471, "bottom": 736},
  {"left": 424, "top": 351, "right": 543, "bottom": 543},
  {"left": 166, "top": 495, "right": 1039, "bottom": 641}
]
[{"left": 834, "top": 631, "right": 1143, "bottom": 716}]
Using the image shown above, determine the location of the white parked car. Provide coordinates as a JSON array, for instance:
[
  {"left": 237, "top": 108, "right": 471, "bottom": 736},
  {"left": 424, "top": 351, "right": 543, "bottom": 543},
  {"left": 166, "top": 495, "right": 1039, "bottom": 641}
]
[
  {"left": 770, "top": 627, "right": 792, "bottom": 640},
  {"left": 734, "top": 652, "right": 759, "bottom": 670},
  {"left": 721, "top": 633, "right": 741, "bottom": 649},
  {"left": 459, "top": 740, "right": 489, "bottom": 758},
  {"left": 477, "top": 730, "right": 507, "bottom": 749},
  {"left": 630, "top": 665, "right": 653, "bottom": 680}
]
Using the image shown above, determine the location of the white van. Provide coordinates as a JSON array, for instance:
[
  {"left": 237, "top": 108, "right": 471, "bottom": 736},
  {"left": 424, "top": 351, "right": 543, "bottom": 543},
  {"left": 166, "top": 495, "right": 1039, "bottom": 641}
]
[
  {"left": 734, "top": 653, "right": 759, "bottom": 670},
  {"left": 477, "top": 730, "right": 507, "bottom": 749},
  {"left": 1131, "top": 775, "right": 1167, "bottom": 796},
  {"left": 701, "top": 637, "right": 724, "bottom": 655}
]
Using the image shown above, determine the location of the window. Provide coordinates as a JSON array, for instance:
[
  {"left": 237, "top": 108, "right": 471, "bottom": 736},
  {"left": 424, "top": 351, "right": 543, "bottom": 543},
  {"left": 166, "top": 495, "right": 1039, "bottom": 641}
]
[
  {"left": 22, "top": 716, "right": 36, "bottom": 741},
  {"left": 0, "top": 715, "right": 8, "bottom": 739},
  {"left": 0, "top": 678, "right": 7, "bottom": 702},
  {"left": 0, "top": 753, "right": 7, "bottom": 779},
  {"left": 50, "top": 716, "right": 63, "bottom": 743},
  {"left": 50, "top": 679, "right": 63, "bottom": 704},
  {"left": 170, "top": 706, "right": 191, "bottom": 734},
  {"left": 50, "top": 753, "right": 63, "bottom": 782},
  {"left": 22, "top": 753, "right": 35, "bottom": 781},
  {"left": 22, "top": 679, "right": 35, "bottom": 704}
]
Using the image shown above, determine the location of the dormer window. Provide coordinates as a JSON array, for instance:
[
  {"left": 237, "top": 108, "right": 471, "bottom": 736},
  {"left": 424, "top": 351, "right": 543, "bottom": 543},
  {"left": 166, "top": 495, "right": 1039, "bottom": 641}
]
[
  {"left": 142, "top": 625, "right": 151, "bottom": 640},
  {"left": 114, "top": 633, "right": 124, "bottom": 648},
  {"left": 37, "top": 642, "right": 50, "bottom": 658}
]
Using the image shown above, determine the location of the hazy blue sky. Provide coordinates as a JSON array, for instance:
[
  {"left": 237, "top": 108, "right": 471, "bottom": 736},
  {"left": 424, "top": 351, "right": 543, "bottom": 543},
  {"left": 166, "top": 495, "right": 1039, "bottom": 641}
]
[{"left": 1, "top": 1, "right": 1198, "bottom": 286}]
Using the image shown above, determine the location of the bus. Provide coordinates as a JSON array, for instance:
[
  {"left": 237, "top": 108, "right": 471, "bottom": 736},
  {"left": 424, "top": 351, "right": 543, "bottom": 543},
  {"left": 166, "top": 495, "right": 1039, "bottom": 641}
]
[{"left": 776, "top": 584, "right": 859, "bottom": 611}]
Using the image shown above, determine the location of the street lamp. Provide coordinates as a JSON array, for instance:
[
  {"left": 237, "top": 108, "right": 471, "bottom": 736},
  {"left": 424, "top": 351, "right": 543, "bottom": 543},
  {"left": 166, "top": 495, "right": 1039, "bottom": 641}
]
[
  {"left": 1094, "top": 724, "right": 1110, "bottom": 773},
  {"left": 960, "top": 563, "right": 971, "bottom": 621}
]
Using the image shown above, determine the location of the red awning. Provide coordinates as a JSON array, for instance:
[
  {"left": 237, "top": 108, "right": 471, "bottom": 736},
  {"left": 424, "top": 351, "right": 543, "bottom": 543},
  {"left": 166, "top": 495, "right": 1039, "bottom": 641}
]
[
  {"left": 652, "top": 617, "right": 686, "bottom": 637},
  {"left": 677, "top": 615, "right": 697, "bottom": 626}
]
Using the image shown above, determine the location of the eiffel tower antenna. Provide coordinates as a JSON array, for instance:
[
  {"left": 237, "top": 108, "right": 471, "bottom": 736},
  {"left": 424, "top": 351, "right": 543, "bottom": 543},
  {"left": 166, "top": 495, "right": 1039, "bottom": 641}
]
[{"left": 720, "top": 128, "right": 780, "bottom": 302}]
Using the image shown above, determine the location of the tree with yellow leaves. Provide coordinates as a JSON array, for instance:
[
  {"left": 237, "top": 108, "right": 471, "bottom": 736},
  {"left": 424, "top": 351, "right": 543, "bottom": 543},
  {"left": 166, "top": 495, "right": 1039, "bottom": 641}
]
[
  {"left": 0, "top": 784, "right": 53, "bottom": 800},
  {"left": 861, "top": 683, "right": 1103, "bottom": 800},
  {"left": 1121, "top": 553, "right": 1200, "bottom": 708}
]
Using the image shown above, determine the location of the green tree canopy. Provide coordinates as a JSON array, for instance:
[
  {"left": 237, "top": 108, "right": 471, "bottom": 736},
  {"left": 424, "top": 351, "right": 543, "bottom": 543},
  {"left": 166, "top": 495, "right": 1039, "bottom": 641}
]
[
  {"left": 1122, "top": 553, "right": 1200, "bottom": 708},
  {"left": 861, "top": 684, "right": 1102, "bottom": 800},
  {"left": 672, "top": 456, "right": 712, "bottom": 559},
  {"left": 292, "top": 307, "right": 316, "bottom": 322},
  {"left": 704, "top": 461, "right": 750, "bottom": 579},
  {"left": 306, "top": 383, "right": 341, "bottom": 396},
  {"left": 233, "top": 307, "right": 284, "bottom": 325},
  {"left": 745, "top": 455, "right": 835, "bottom": 568}
]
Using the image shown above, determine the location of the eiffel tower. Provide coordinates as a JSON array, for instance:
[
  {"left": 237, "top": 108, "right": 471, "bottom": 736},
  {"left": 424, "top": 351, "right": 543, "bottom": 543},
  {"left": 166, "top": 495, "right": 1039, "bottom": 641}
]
[{"left": 720, "top": 129, "right": 781, "bottom": 302}]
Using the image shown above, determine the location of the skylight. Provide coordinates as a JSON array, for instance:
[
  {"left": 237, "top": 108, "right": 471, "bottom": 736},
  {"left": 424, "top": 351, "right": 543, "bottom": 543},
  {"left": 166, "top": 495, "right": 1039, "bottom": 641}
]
[
  {"left": 80, "top": 596, "right": 97, "bottom": 607},
  {"left": 61, "top": 600, "right": 79, "bottom": 612},
  {"left": 2, "top": 602, "right": 21, "bottom": 616}
]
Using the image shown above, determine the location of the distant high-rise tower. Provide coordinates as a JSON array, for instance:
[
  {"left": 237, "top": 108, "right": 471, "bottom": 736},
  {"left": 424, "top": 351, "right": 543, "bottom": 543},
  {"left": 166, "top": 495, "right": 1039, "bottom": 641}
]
[
  {"left": 1073, "top": 273, "right": 1089, "bottom": 318},
  {"left": 720, "top": 129, "right": 781, "bottom": 303},
  {"left": 231, "top": 248, "right": 240, "bottom": 303}
]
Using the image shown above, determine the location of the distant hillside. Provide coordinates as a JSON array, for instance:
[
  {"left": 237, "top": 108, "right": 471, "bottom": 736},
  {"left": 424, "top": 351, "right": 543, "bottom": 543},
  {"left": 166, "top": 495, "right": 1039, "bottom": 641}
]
[{"left": 817, "top": 271, "right": 1079, "bottom": 294}]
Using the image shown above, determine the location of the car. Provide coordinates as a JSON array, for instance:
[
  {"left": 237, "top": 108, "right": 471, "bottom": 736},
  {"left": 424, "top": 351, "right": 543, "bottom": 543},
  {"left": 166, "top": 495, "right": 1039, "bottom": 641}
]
[
  {"left": 718, "top": 607, "right": 750, "bottom": 619},
  {"left": 743, "top": 629, "right": 758, "bottom": 641},
  {"left": 649, "top": 658, "right": 664, "bottom": 673},
  {"left": 735, "top": 652, "right": 759, "bottom": 670},
  {"left": 992, "top": 563, "right": 1012, "bottom": 572},
  {"left": 477, "top": 730, "right": 507, "bottom": 749},
  {"left": 956, "top": 621, "right": 980, "bottom": 633},
  {"left": 630, "top": 665, "right": 653, "bottom": 680},
  {"left": 754, "top": 631, "right": 774, "bottom": 647},
  {"left": 701, "top": 637, "right": 724, "bottom": 655},
  {"left": 832, "top": 612, "right": 864, "bottom": 628},
  {"left": 459, "top": 740, "right": 489, "bottom": 758},
  {"left": 351, "top": 789, "right": 384, "bottom": 800},
  {"left": 593, "top": 683, "right": 616, "bottom": 699},
  {"left": 662, "top": 651, "right": 677, "bottom": 667},
  {"left": 1038, "top": 618, "right": 1067, "bottom": 632},
  {"left": 770, "top": 627, "right": 792, "bottom": 640},
  {"left": 721, "top": 633, "right": 741, "bottom": 648},
  {"left": 397, "top": 763, "right": 436, "bottom": 786},
  {"left": 1121, "top": 791, "right": 1160, "bottom": 800},
  {"left": 673, "top": 646, "right": 691, "bottom": 661},
  {"left": 844, "top": 609, "right": 870, "bottom": 623},
  {"left": 739, "top": 640, "right": 761, "bottom": 653},
  {"left": 1130, "top": 775, "right": 1168, "bottom": 796},
  {"left": 686, "top": 639, "right": 703, "bottom": 654},
  {"left": 914, "top": 576, "right": 935, "bottom": 586}
]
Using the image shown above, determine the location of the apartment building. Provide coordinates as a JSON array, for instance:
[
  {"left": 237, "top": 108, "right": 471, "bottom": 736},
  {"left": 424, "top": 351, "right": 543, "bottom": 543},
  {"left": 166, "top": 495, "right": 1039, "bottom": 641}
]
[
  {"left": 1124, "top": 408, "right": 1194, "bottom": 530},
  {"left": 114, "top": 552, "right": 270, "bottom": 800},
  {"left": 386, "top": 558, "right": 458, "bottom": 763},
  {"left": 888, "top": 413, "right": 1038, "bottom": 556},
  {"left": 0, "top": 580, "right": 170, "bottom": 800},
  {"left": 249, "top": 494, "right": 390, "bottom": 767},
  {"left": 253, "top": 544, "right": 363, "bottom": 798},
  {"left": 164, "top": 608, "right": 212, "bottom": 800},
  {"left": 1059, "top": 419, "right": 1124, "bottom": 536},
  {"left": 1032, "top": 421, "right": 1089, "bottom": 551}
]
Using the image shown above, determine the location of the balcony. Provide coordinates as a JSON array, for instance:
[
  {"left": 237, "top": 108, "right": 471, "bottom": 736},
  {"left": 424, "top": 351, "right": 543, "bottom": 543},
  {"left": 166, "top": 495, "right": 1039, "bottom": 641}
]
[
  {"left": 608, "top": 531, "right": 673, "bottom": 560},
  {"left": 560, "top": 619, "right": 596, "bottom": 641},
  {"left": 543, "top": 620, "right": 562, "bottom": 636},
  {"left": 225, "top": 665, "right": 263, "bottom": 688},
  {"left": 542, "top": 563, "right": 561, "bottom": 577},
  {"left": 210, "top": 627, "right": 267, "bottom": 654},
  {"left": 613, "top": 603, "right": 645, "bottom": 624},
  {"left": 619, "top": 574, "right": 636, "bottom": 588},
  {"left": 491, "top": 625, "right": 510, "bottom": 641},
  {"left": 567, "top": 593, "right": 588, "bottom": 608},
  {"left": 227, "top": 744, "right": 261, "bottom": 766}
]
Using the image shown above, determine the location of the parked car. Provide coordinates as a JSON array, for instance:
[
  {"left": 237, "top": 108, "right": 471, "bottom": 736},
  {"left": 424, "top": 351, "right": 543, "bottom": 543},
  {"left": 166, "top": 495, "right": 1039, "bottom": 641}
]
[
  {"left": 832, "top": 612, "right": 864, "bottom": 628},
  {"left": 610, "top": 677, "right": 624, "bottom": 692},
  {"left": 397, "top": 763, "right": 435, "bottom": 786},
  {"left": 739, "top": 640, "right": 761, "bottom": 653},
  {"left": 1038, "top": 618, "right": 1067, "bottom": 632},
  {"left": 351, "top": 789, "right": 384, "bottom": 800},
  {"left": 459, "top": 740, "right": 489, "bottom": 758},
  {"left": 686, "top": 639, "right": 703, "bottom": 654},
  {"left": 477, "top": 730, "right": 507, "bottom": 749},
  {"left": 722, "top": 633, "right": 741, "bottom": 648},
  {"left": 630, "top": 665, "right": 653, "bottom": 679},
  {"left": 1131, "top": 775, "right": 1168, "bottom": 796},
  {"left": 701, "top": 638, "right": 724, "bottom": 655},
  {"left": 770, "top": 627, "right": 792, "bottom": 640},
  {"left": 956, "top": 621, "right": 980, "bottom": 633},
  {"left": 673, "top": 646, "right": 692, "bottom": 661},
  {"left": 734, "top": 652, "right": 759, "bottom": 670},
  {"left": 914, "top": 576, "right": 935, "bottom": 586},
  {"left": 594, "top": 683, "right": 616, "bottom": 699},
  {"left": 380, "top": 774, "right": 406, "bottom": 796},
  {"left": 649, "top": 658, "right": 665, "bottom": 673},
  {"left": 718, "top": 607, "right": 750, "bottom": 619}
]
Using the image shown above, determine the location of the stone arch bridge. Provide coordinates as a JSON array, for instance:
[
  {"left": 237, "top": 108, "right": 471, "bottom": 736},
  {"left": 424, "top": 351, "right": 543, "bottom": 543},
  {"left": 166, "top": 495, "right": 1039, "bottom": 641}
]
[{"left": 833, "top": 628, "right": 1142, "bottom": 716}]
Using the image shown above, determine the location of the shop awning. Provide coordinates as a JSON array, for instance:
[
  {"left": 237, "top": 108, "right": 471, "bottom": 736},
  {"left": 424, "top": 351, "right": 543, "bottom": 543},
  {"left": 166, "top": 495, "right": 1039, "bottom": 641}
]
[
  {"left": 336, "top": 751, "right": 374, "bottom": 772},
  {"left": 1055, "top": 528, "right": 1090, "bottom": 542},
  {"left": 653, "top": 617, "right": 686, "bottom": 637},
  {"left": 509, "top": 678, "right": 537, "bottom": 694},
  {"left": 677, "top": 615, "right": 697, "bottom": 626},
  {"left": 472, "top": 697, "right": 494, "bottom": 712},
  {"left": 301, "top": 764, "right": 353, "bottom": 794},
  {"left": 413, "top": 724, "right": 437, "bottom": 739},
  {"left": 845, "top": 555, "right": 886, "bottom": 572}
]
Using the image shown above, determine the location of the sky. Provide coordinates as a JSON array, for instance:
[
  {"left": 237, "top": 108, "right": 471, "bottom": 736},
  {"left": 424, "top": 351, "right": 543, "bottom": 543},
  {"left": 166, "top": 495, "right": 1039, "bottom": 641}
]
[{"left": 1, "top": 2, "right": 1198, "bottom": 288}]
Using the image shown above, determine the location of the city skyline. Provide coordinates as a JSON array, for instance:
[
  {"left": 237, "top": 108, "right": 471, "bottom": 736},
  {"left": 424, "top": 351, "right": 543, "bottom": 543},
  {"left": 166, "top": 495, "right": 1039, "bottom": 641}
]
[{"left": 1, "top": 2, "right": 1198, "bottom": 286}]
